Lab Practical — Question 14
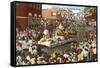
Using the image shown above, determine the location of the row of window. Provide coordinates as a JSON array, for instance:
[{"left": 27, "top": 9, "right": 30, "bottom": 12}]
[{"left": 16, "top": 3, "right": 42, "bottom": 10}]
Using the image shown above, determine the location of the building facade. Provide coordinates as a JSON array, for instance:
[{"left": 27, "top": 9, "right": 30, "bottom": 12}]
[{"left": 16, "top": 3, "right": 42, "bottom": 30}]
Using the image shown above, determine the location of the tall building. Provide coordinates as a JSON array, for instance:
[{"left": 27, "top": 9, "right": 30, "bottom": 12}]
[
  {"left": 16, "top": 3, "right": 42, "bottom": 30},
  {"left": 42, "top": 8, "right": 73, "bottom": 21}
]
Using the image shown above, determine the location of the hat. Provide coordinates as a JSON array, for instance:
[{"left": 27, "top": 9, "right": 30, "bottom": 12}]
[{"left": 43, "top": 29, "right": 49, "bottom": 35}]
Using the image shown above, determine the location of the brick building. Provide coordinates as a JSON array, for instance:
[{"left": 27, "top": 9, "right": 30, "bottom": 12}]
[{"left": 16, "top": 3, "right": 42, "bottom": 30}]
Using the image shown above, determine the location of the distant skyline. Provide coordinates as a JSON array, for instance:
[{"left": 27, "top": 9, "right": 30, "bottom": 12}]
[{"left": 42, "top": 4, "right": 85, "bottom": 10}]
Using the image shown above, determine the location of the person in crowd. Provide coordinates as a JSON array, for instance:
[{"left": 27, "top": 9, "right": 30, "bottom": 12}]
[
  {"left": 55, "top": 24, "right": 66, "bottom": 40},
  {"left": 38, "top": 29, "right": 52, "bottom": 46}
]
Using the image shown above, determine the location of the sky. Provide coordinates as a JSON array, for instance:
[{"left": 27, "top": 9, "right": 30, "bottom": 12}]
[{"left": 42, "top": 4, "right": 85, "bottom": 10}]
